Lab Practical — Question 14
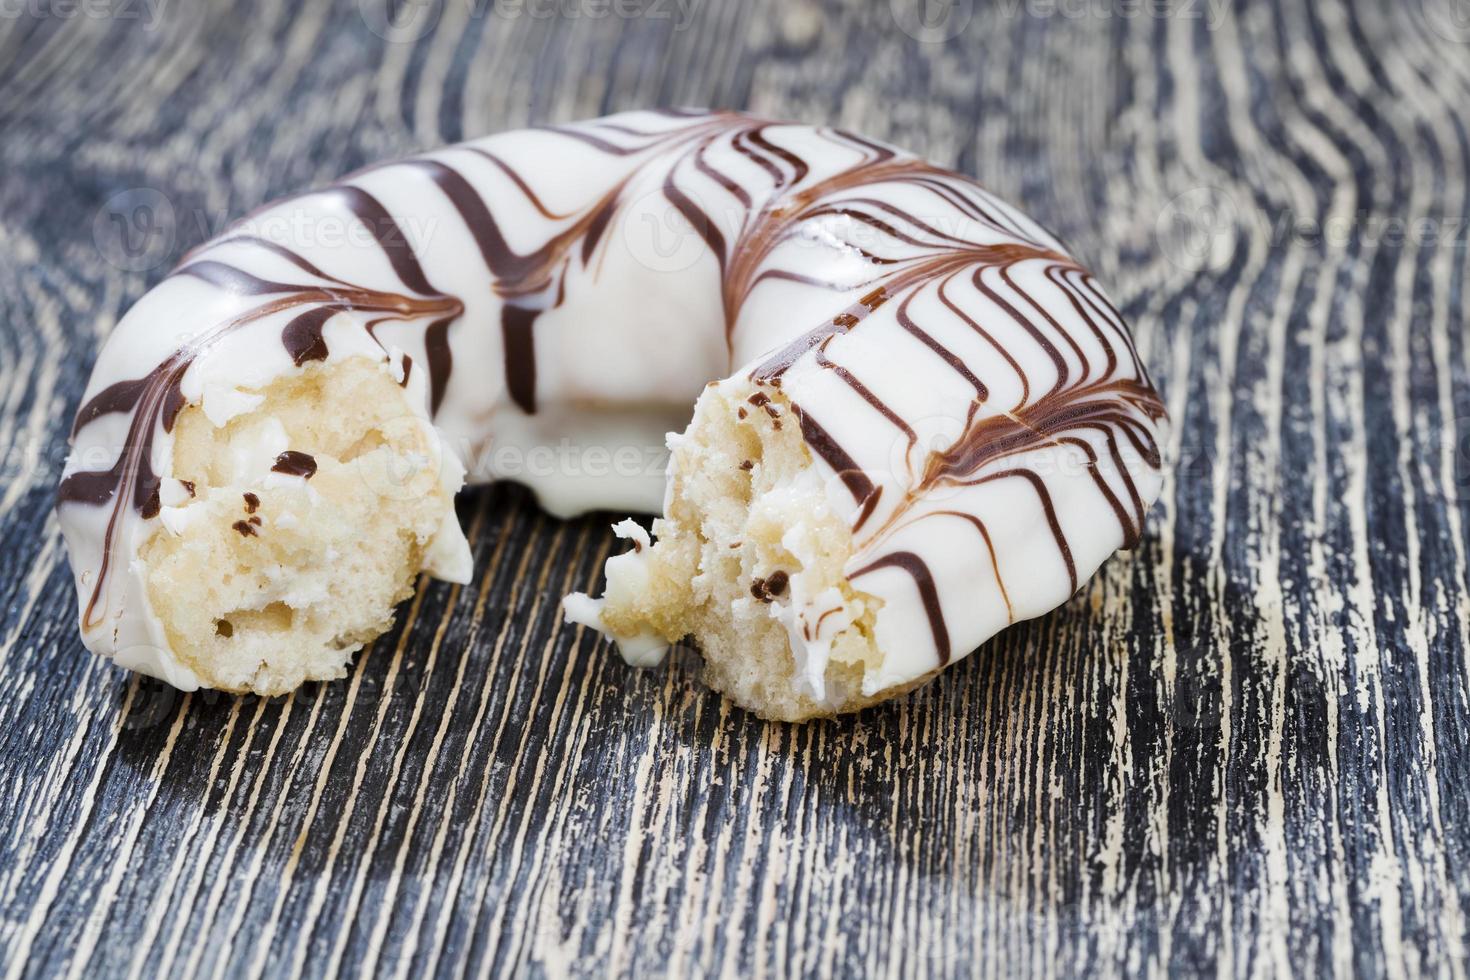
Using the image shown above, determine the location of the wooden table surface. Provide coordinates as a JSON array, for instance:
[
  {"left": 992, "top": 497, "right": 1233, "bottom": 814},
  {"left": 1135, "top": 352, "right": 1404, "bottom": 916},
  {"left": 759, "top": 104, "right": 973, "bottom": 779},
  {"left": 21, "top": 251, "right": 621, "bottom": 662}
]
[{"left": 3, "top": 0, "right": 1470, "bottom": 976}]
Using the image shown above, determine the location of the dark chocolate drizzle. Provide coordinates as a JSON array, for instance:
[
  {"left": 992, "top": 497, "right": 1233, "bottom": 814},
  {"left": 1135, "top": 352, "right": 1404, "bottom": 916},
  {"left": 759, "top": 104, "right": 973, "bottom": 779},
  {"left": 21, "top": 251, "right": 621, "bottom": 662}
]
[{"left": 849, "top": 551, "right": 950, "bottom": 664}]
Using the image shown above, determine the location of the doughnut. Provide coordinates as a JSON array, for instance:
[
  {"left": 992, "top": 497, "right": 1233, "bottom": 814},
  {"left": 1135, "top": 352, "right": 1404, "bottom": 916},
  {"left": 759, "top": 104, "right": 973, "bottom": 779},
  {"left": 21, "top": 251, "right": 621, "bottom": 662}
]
[{"left": 57, "top": 110, "right": 1166, "bottom": 718}]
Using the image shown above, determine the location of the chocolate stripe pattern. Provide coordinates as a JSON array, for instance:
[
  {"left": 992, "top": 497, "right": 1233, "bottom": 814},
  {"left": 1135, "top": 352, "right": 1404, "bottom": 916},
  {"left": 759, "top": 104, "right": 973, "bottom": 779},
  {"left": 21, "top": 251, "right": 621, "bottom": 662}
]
[{"left": 58, "top": 109, "right": 1165, "bottom": 681}]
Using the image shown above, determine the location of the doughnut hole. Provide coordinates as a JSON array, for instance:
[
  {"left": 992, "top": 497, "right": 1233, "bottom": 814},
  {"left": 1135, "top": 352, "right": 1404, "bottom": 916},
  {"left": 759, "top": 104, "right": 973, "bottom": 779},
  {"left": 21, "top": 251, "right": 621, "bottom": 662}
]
[
  {"left": 570, "top": 379, "right": 891, "bottom": 721},
  {"left": 140, "top": 356, "right": 461, "bottom": 695}
]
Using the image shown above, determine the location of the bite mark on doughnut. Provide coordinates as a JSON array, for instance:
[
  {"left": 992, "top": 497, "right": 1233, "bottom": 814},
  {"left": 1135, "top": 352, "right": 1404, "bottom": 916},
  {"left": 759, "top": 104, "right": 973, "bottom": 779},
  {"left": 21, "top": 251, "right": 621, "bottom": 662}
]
[
  {"left": 139, "top": 356, "right": 466, "bottom": 695},
  {"left": 566, "top": 378, "right": 888, "bottom": 721}
]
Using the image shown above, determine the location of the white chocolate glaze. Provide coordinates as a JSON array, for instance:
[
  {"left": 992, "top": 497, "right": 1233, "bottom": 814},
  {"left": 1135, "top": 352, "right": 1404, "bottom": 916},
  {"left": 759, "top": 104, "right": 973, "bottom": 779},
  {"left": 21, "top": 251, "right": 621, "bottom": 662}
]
[{"left": 58, "top": 109, "right": 1166, "bottom": 694}]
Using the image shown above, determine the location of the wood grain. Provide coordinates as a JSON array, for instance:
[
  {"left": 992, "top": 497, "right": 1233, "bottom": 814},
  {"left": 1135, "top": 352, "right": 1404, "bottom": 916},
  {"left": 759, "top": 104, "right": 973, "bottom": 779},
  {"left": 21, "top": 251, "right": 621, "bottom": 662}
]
[{"left": 1, "top": 0, "right": 1468, "bottom": 976}]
